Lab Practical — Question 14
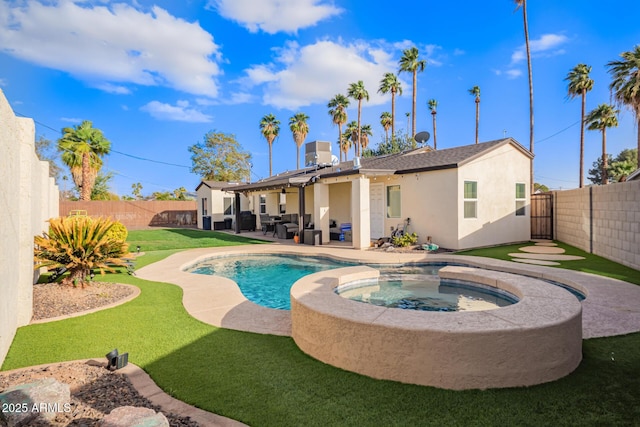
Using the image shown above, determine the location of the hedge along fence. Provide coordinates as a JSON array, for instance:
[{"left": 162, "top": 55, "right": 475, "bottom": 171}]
[{"left": 59, "top": 200, "right": 197, "bottom": 229}]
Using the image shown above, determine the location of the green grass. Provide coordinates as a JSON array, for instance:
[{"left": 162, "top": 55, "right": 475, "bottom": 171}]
[
  {"left": 127, "top": 228, "right": 268, "bottom": 251},
  {"left": 4, "top": 232, "right": 640, "bottom": 426},
  {"left": 456, "top": 241, "right": 640, "bottom": 286}
]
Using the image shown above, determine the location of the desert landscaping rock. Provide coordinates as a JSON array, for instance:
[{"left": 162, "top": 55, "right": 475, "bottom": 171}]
[
  {"left": 0, "top": 378, "right": 70, "bottom": 426},
  {"left": 101, "top": 406, "right": 169, "bottom": 427}
]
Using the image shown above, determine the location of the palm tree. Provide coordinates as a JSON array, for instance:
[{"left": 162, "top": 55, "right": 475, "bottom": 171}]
[
  {"left": 289, "top": 112, "right": 310, "bottom": 170},
  {"left": 327, "top": 94, "right": 350, "bottom": 163},
  {"left": 469, "top": 86, "right": 481, "bottom": 144},
  {"left": 405, "top": 112, "right": 411, "bottom": 139},
  {"left": 347, "top": 81, "right": 369, "bottom": 157},
  {"left": 565, "top": 64, "right": 594, "bottom": 188},
  {"left": 427, "top": 99, "right": 438, "bottom": 149},
  {"left": 378, "top": 73, "right": 403, "bottom": 139},
  {"left": 360, "top": 124, "right": 373, "bottom": 151},
  {"left": 514, "top": 0, "right": 534, "bottom": 192},
  {"left": 259, "top": 113, "right": 280, "bottom": 177},
  {"left": 339, "top": 134, "right": 351, "bottom": 161},
  {"left": 607, "top": 45, "right": 640, "bottom": 155},
  {"left": 344, "top": 121, "right": 359, "bottom": 158},
  {"left": 58, "top": 120, "right": 111, "bottom": 201},
  {"left": 585, "top": 104, "right": 619, "bottom": 185},
  {"left": 398, "top": 46, "right": 427, "bottom": 145},
  {"left": 380, "top": 112, "right": 392, "bottom": 143}
]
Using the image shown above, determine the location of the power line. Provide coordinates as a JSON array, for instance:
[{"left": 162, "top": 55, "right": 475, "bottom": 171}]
[{"left": 536, "top": 121, "right": 580, "bottom": 144}]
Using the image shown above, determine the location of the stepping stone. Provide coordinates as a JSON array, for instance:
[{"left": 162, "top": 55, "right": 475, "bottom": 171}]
[
  {"left": 519, "top": 246, "right": 566, "bottom": 254},
  {"left": 534, "top": 242, "right": 558, "bottom": 247},
  {"left": 530, "top": 239, "right": 553, "bottom": 243},
  {"left": 512, "top": 258, "right": 561, "bottom": 266},
  {"left": 509, "top": 253, "right": 586, "bottom": 261}
]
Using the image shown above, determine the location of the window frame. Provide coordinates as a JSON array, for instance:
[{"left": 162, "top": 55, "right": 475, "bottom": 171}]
[
  {"left": 223, "top": 196, "right": 235, "bottom": 216},
  {"left": 386, "top": 184, "right": 401, "bottom": 218},
  {"left": 515, "top": 183, "right": 526, "bottom": 216},
  {"left": 259, "top": 195, "right": 267, "bottom": 214},
  {"left": 201, "top": 197, "right": 208, "bottom": 216},
  {"left": 463, "top": 180, "right": 477, "bottom": 219}
]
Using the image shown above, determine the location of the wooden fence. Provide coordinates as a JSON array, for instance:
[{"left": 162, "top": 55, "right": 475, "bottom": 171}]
[{"left": 59, "top": 200, "right": 197, "bottom": 229}]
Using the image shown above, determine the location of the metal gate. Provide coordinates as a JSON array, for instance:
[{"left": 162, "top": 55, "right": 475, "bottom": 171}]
[{"left": 531, "top": 193, "right": 553, "bottom": 240}]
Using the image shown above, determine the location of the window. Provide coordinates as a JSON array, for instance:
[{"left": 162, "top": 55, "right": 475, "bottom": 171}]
[
  {"left": 223, "top": 197, "right": 234, "bottom": 216},
  {"left": 201, "top": 198, "right": 208, "bottom": 216},
  {"left": 464, "top": 181, "right": 477, "bottom": 219},
  {"left": 515, "top": 183, "right": 526, "bottom": 216},
  {"left": 386, "top": 185, "right": 401, "bottom": 218},
  {"left": 279, "top": 193, "right": 286, "bottom": 214},
  {"left": 259, "top": 195, "right": 267, "bottom": 214}
]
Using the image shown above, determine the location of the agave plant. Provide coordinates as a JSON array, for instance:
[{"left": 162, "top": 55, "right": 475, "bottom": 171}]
[{"left": 34, "top": 216, "right": 131, "bottom": 287}]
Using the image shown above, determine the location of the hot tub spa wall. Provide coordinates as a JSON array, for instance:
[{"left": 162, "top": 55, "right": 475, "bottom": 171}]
[{"left": 290, "top": 266, "right": 583, "bottom": 390}]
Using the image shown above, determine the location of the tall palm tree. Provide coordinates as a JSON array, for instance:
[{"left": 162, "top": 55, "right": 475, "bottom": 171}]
[
  {"left": 427, "top": 99, "right": 438, "bottom": 149},
  {"left": 289, "top": 112, "right": 310, "bottom": 170},
  {"left": 514, "top": 0, "right": 534, "bottom": 192},
  {"left": 565, "top": 64, "right": 594, "bottom": 188},
  {"left": 380, "top": 112, "right": 392, "bottom": 143},
  {"left": 585, "top": 104, "right": 619, "bottom": 185},
  {"left": 405, "top": 112, "right": 411, "bottom": 139},
  {"left": 347, "top": 81, "right": 369, "bottom": 157},
  {"left": 360, "top": 124, "right": 373, "bottom": 151},
  {"left": 398, "top": 46, "right": 427, "bottom": 145},
  {"left": 344, "top": 121, "right": 359, "bottom": 158},
  {"left": 607, "top": 45, "right": 640, "bottom": 155},
  {"left": 327, "top": 94, "right": 350, "bottom": 163},
  {"left": 259, "top": 113, "right": 280, "bottom": 177},
  {"left": 378, "top": 73, "right": 403, "bottom": 139},
  {"left": 469, "top": 86, "right": 481, "bottom": 144},
  {"left": 339, "top": 134, "right": 351, "bottom": 161},
  {"left": 58, "top": 120, "right": 111, "bottom": 201}
]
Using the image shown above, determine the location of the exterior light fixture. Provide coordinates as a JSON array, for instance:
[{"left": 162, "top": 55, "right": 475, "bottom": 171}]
[
  {"left": 106, "top": 348, "right": 129, "bottom": 371},
  {"left": 136, "top": 245, "right": 141, "bottom": 254}
]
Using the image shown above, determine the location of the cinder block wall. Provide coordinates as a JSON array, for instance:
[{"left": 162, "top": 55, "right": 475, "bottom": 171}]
[
  {"left": 0, "top": 89, "right": 59, "bottom": 367},
  {"left": 555, "top": 181, "right": 640, "bottom": 270}
]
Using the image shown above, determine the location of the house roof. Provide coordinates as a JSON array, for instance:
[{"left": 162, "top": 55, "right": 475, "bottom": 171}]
[
  {"left": 230, "top": 138, "right": 532, "bottom": 193},
  {"left": 627, "top": 168, "right": 640, "bottom": 181},
  {"left": 194, "top": 180, "right": 247, "bottom": 191}
]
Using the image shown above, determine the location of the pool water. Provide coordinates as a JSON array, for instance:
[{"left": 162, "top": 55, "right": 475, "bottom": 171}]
[
  {"left": 337, "top": 274, "right": 518, "bottom": 312},
  {"left": 187, "top": 254, "right": 355, "bottom": 309}
]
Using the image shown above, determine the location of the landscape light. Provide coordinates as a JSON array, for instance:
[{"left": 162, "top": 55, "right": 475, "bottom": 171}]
[
  {"left": 105, "top": 348, "right": 129, "bottom": 371},
  {"left": 136, "top": 245, "right": 141, "bottom": 254}
]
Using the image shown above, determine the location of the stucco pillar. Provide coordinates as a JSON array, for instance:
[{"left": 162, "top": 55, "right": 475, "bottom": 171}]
[
  {"left": 313, "top": 182, "right": 330, "bottom": 244},
  {"left": 17, "top": 117, "right": 35, "bottom": 325},
  {"left": 351, "top": 176, "right": 370, "bottom": 249}
]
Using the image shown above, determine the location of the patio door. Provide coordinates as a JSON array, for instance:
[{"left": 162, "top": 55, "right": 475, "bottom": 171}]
[{"left": 370, "top": 183, "right": 385, "bottom": 239}]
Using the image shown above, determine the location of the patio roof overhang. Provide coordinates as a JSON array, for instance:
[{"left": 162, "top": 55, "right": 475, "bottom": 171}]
[{"left": 228, "top": 175, "right": 316, "bottom": 194}]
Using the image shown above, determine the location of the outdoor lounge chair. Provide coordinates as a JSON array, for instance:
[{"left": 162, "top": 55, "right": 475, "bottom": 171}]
[{"left": 260, "top": 214, "right": 277, "bottom": 235}]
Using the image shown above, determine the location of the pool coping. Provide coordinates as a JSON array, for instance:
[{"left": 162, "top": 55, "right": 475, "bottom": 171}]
[{"left": 135, "top": 243, "right": 640, "bottom": 339}]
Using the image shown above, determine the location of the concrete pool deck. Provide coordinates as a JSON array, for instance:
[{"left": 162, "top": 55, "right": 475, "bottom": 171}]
[{"left": 136, "top": 242, "right": 640, "bottom": 339}]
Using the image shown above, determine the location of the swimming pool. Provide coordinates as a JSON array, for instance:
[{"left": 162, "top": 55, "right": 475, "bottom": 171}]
[{"left": 186, "top": 254, "right": 585, "bottom": 309}]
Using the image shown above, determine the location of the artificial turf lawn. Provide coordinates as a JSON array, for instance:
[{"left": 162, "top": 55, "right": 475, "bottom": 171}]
[
  {"left": 456, "top": 240, "right": 640, "bottom": 286},
  {"left": 4, "top": 235, "right": 640, "bottom": 426},
  {"left": 127, "top": 228, "right": 268, "bottom": 252}
]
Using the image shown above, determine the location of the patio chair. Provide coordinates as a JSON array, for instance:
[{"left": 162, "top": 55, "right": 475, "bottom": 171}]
[{"left": 260, "top": 214, "right": 276, "bottom": 235}]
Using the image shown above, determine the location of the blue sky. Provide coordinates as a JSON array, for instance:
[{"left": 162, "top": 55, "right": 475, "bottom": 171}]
[{"left": 1, "top": 0, "right": 638, "bottom": 196}]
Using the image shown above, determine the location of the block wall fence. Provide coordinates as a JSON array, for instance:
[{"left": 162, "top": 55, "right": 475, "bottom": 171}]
[
  {"left": 554, "top": 181, "right": 640, "bottom": 271},
  {"left": 0, "top": 89, "right": 59, "bottom": 367}
]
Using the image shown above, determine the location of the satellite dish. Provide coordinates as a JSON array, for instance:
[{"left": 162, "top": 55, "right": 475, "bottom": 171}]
[{"left": 414, "top": 131, "right": 431, "bottom": 144}]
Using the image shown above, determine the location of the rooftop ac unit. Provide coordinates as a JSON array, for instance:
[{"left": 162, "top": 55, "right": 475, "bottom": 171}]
[{"left": 305, "top": 141, "right": 332, "bottom": 167}]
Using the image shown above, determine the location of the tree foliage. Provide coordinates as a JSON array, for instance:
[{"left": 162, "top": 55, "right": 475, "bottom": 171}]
[
  {"left": 362, "top": 132, "right": 416, "bottom": 158},
  {"left": 189, "top": 131, "right": 251, "bottom": 182},
  {"left": 35, "top": 136, "right": 63, "bottom": 183},
  {"left": 588, "top": 149, "right": 638, "bottom": 184},
  {"left": 90, "top": 171, "right": 118, "bottom": 200}
]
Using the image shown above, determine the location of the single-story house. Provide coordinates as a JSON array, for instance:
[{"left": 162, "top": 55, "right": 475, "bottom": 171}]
[
  {"left": 198, "top": 138, "right": 533, "bottom": 250},
  {"left": 195, "top": 181, "right": 254, "bottom": 230}
]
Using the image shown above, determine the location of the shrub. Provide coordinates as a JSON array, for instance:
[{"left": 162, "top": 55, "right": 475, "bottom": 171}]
[
  {"left": 106, "top": 220, "right": 128, "bottom": 242},
  {"left": 392, "top": 232, "right": 418, "bottom": 247},
  {"left": 35, "top": 216, "right": 131, "bottom": 287}
]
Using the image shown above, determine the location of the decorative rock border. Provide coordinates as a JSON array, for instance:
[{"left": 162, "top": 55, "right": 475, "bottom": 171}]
[{"left": 291, "top": 265, "right": 583, "bottom": 390}]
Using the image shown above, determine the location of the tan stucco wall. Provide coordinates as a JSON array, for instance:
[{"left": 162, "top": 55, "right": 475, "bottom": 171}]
[
  {"left": 0, "top": 89, "right": 59, "bottom": 366},
  {"left": 328, "top": 182, "right": 351, "bottom": 226},
  {"left": 556, "top": 182, "right": 640, "bottom": 270},
  {"left": 195, "top": 185, "right": 250, "bottom": 229}
]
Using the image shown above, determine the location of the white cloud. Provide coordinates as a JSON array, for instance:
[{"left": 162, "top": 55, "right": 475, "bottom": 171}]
[
  {"left": 60, "top": 117, "right": 82, "bottom": 123},
  {"left": 140, "top": 100, "right": 213, "bottom": 123},
  {"left": 208, "top": 0, "right": 342, "bottom": 34},
  {"left": 510, "top": 33, "right": 568, "bottom": 64},
  {"left": 453, "top": 48, "right": 465, "bottom": 56},
  {"left": 0, "top": 78, "right": 7, "bottom": 87},
  {"left": 506, "top": 69, "right": 522, "bottom": 79},
  {"left": 95, "top": 83, "right": 131, "bottom": 95},
  {"left": 241, "top": 39, "right": 418, "bottom": 110},
  {"left": 0, "top": 1, "right": 222, "bottom": 97}
]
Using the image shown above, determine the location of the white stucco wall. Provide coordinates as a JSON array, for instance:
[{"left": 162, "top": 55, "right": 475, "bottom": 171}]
[
  {"left": 456, "top": 143, "right": 531, "bottom": 249},
  {"left": 195, "top": 184, "right": 250, "bottom": 229},
  {"left": 0, "top": 89, "right": 59, "bottom": 367}
]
